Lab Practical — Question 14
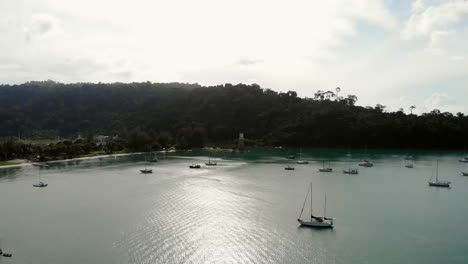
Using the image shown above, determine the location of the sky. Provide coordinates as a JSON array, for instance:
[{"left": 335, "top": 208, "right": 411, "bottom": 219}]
[{"left": 0, "top": 0, "right": 467, "bottom": 114}]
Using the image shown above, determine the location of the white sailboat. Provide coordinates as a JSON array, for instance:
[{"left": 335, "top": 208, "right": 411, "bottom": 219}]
[
  {"left": 296, "top": 148, "right": 309, "bottom": 164},
  {"left": 297, "top": 183, "right": 334, "bottom": 228},
  {"left": 429, "top": 161, "right": 450, "bottom": 187}
]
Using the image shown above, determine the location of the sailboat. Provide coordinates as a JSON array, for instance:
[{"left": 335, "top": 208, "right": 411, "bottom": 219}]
[
  {"left": 33, "top": 168, "right": 48, "bottom": 187},
  {"left": 359, "top": 145, "right": 373, "bottom": 167},
  {"left": 459, "top": 157, "right": 468, "bottom": 163},
  {"left": 285, "top": 165, "right": 295, "bottom": 170},
  {"left": 318, "top": 161, "right": 332, "bottom": 172},
  {"left": 205, "top": 157, "right": 217, "bottom": 166},
  {"left": 296, "top": 149, "right": 309, "bottom": 164},
  {"left": 404, "top": 159, "right": 414, "bottom": 168},
  {"left": 146, "top": 153, "right": 158, "bottom": 162},
  {"left": 428, "top": 161, "right": 450, "bottom": 187},
  {"left": 297, "top": 183, "right": 334, "bottom": 228},
  {"left": 462, "top": 172, "right": 468, "bottom": 176}
]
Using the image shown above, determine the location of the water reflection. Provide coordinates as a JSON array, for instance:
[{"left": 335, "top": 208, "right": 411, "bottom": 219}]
[{"left": 0, "top": 167, "right": 21, "bottom": 180}]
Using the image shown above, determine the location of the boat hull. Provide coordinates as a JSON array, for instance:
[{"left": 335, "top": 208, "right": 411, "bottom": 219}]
[
  {"left": 33, "top": 184, "right": 48, "bottom": 187},
  {"left": 428, "top": 182, "right": 450, "bottom": 187},
  {"left": 462, "top": 172, "right": 468, "bottom": 176},
  {"left": 298, "top": 219, "right": 333, "bottom": 228},
  {"left": 319, "top": 168, "right": 332, "bottom": 172},
  {"left": 343, "top": 170, "right": 358, "bottom": 174},
  {"left": 296, "top": 160, "right": 309, "bottom": 164}
]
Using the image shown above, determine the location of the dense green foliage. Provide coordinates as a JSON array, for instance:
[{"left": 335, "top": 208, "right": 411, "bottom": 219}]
[{"left": 0, "top": 80, "right": 467, "bottom": 161}]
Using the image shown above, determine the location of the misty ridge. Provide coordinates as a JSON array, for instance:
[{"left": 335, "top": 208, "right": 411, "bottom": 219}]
[{"left": 0, "top": 80, "right": 466, "bottom": 150}]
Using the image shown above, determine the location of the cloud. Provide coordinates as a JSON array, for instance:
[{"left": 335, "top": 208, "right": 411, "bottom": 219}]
[
  {"left": 411, "top": 0, "right": 425, "bottom": 13},
  {"left": 24, "top": 14, "right": 60, "bottom": 43},
  {"left": 238, "top": 59, "right": 264, "bottom": 66},
  {"left": 402, "top": 0, "right": 468, "bottom": 40},
  {"left": 421, "top": 92, "right": 467, "bottom": 113}
]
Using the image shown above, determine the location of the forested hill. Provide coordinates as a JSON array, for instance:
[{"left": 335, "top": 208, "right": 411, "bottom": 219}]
[{"left": 0, "top": 81, "right": 467, "bottom": 149}]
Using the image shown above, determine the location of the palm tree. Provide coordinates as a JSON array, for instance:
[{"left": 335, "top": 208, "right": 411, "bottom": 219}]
[{"left": 409, "top": 105, "right": 416, "bottom": 115}]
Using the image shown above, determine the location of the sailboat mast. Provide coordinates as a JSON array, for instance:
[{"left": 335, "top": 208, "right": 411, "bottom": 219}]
[
  {"left": 310, "top": 182, "right": 313, "bottom": 219},
  {"left": 324, "top": 194, "right": 327, "bottom": 219},
  {"left": 436, "top": 160, "right": 439, "bottom": 182},
  {"left": 298, "top": 185, "right": 310, "bottom": 219}
]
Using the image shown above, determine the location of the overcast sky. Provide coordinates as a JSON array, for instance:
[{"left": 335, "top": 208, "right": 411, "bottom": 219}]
[{"left": 0, "top": 0, "right": 467, "bottom": 114}]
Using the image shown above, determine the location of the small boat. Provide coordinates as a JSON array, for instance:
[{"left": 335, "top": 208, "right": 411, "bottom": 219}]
[
  {"left": 358, "top": 160, "right": 373, "bottom": 167},
  {"left": 459, "top": 157, "right": 468, "bottom": 163},
  {"left": 205, "top": 159, "right": 217, "bottom": 166},
  {"left": 285, "top": 165, "right": 295, "bottom": 170},
  {"left": 405, "top": 157, "right": 414, "bottom": 168},
  {"left": 343, "top": 169, "right": 358, "bottom": 174},
  {"left": 429, "top": 161, "right": 450, "bottom": 187},
  {"left": 318, "top": 161, "right": 332, "bottom": 172},
  {"left": 287, "top": 155, "right": 296, "bottom": 159},
  {"left": 0, "top": 240, "right": 12, "bottom": 257},
  {"left": 33, "top": 181, "right": 48, "bottom": 187},
  {"left": 297, "top": 182, "right": 334, "bottom": 228},
  {"left": 140, "top": 169, "right": 152, "bottom": 173},
  {"left": 462, "top": 172, "right": 468, "bottom": 176},
  {"left": 189, "top": 163, "right": 201, "bottom": 169}
]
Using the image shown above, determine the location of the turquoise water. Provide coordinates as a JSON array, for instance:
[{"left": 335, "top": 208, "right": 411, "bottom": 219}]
[{"left": 1, "top": 148, "right": 468, "bottom": 263}]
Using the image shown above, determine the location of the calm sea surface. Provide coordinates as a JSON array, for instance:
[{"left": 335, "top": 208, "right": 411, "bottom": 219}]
[{"left": 1, "top": 148, "right": 468, "bottom": 264}]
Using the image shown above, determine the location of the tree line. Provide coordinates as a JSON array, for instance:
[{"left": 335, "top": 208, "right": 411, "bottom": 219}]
[{"left": 0, "top": 80, "right": 467, "bottom": 161}]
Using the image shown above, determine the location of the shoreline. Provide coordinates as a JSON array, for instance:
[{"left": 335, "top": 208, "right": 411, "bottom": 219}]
[{"left": 0, "top": 152, "right": 145, "bottom": 169}]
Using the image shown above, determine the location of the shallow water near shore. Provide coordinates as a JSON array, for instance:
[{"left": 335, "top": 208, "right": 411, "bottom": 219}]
[{"left": 1, "top": 148, "right": 468, "bottom": 264}]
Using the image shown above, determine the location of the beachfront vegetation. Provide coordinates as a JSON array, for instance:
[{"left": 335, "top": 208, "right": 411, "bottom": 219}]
[{"left": 0, "top": 161, "right": 21, "bottom": 166}]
